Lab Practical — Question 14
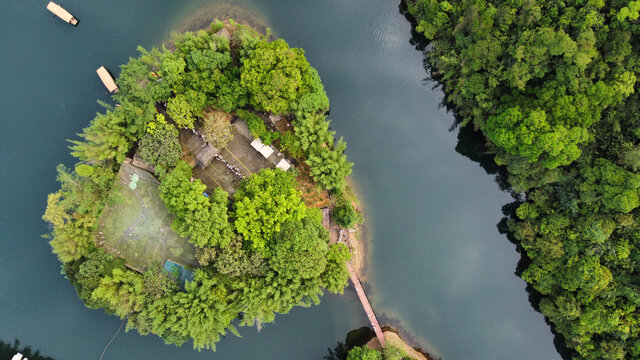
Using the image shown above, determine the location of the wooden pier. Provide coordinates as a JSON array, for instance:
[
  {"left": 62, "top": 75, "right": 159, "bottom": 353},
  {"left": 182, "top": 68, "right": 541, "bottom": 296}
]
[
  {"left": 348, "top": 262, "right": 386, "bottom": 347},
  {"left": 46, "top": 2, "right": 78, "bottom": 26}
]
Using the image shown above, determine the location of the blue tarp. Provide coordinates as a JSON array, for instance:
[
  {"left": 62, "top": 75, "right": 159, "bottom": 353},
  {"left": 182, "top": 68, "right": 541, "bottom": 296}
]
[{"left": 163, "top": 260, "right": 194, "bottom": 286}]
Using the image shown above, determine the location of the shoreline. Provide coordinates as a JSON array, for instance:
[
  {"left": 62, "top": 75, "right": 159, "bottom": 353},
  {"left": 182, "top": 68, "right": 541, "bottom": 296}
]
[
  {"left": 366, "top": 327, "right": 434, "bottom": 360},
  {"left": 347, "top": 177, "right": 438, "bottom": 360}
]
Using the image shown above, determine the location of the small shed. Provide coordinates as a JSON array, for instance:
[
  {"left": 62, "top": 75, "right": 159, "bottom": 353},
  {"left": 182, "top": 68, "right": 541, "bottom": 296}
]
[
  {"left": 276, "top": 158, "right": 291, "bottom": 171},
  {"left": 47, "top": 2, "right": 78, "bottom": 25},
  {"left": 96, "top": 66, "right": 119, "bottom": 93}
]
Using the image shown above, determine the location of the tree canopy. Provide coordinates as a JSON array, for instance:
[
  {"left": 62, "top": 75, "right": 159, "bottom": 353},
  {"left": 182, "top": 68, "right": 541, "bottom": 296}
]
[
  {"left": 406, "top": 0, "right": 640, "bottom": 358},
  {"left": 233, "top": 168, "right": 308, "bottom": 256}
]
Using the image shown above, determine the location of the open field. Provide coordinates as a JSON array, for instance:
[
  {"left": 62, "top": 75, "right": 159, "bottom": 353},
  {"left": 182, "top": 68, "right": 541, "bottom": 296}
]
[{"left": 98, "top": 161, "right": 198, "bottom": 271}]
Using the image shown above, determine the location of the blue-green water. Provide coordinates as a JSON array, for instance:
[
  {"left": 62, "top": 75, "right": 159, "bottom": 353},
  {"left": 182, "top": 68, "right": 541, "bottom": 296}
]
[{"left": 0, "top": 1, "right": 561, "bottom": 359}]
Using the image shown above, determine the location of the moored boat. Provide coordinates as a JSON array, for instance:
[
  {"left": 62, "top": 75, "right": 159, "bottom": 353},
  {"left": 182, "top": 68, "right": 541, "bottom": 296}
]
[{"left": 46, "top": 2, "right": 78, "bottom": 26}]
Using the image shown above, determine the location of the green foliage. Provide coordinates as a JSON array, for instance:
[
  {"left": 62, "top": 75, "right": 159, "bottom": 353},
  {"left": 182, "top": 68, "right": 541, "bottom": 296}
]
[
  {"left": 270, "top": 218, "right": 329, "bottom": 280},
  {"left": 579, "top": 159, "right": 640, "bottom": 213},
  {"left": 115, "top": 46, "right": 171, "bottom": 106},
  {"left": 294, "top": 113, "right": 335, "bottom": 153},
  {"left": 142, "top": 270, "right": 240, "bottom": 350},
  {"left": 306, "top": 138, "right": 353, "bottom": 191},
  {"left": 233, "top": 168, "right": 308, "bottom": 256},
  {"left": 141, "top": 263, "right": 179, "bottom": 300},
  {"left": 43, "top": 165, "right": 115, "bottom": 263},
  {"left": 279, "top": 131, "right": 303, "bottom": 158},
  {"left": 74, "top": 164, "right": 94, "bottom": 177},
  {"left": 486, "top": 107, "right": 588, "bottom": 168},
  {"left": 213, "top": 237, "right": 268, "bottom": 278},
  {"left": 91, "top": 268, "right": 146, "bottom": 318},
  {"left": 159, "top": 161, "right": 233, "bottom": 248},
  {"left": 202, "top": 109, "right": 234, "bottom": 148},
  {"left": 231, "top": 24, "right": 266, "bottom": 62},
  {"left": 236, "top": 109, "right": 278, "bottom": 145},
  {"left": 346, "top": 345, "right": 411, "bottom": 360},
  {"left": 240, "top": 39, "right": 312, "bottom": 114},
  {"left": 64, "top": 249, "right": 125, "bottom": 308},
  {"left": 322, "top": 243, "right": 351, "bottom": 294},
  {"left": 69, "top": 105, "right": 135, "bottom": 165},
  {"left": 333, "top": 198, "right": 363, "bottom": 228},
  {"left": 138, "top": 114, "right": 182, "bottom": 171},
  {"left": 166, "top": 92, "right": 203, "bottom": 128},
  {"left": 347, "top": 346, "right": 383, "bottom": 360},
  {"left": 407, "top": 0, "right": 640, "bottom": 357}
]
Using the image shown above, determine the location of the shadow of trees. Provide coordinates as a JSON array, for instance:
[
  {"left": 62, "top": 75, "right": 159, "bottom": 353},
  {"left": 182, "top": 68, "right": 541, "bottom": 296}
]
[
  {"left": 324, "top": 326, "right": 376, "bottom": 360},
  {"left": 0, "top": 339, "right": 55, "bottom": 360}
]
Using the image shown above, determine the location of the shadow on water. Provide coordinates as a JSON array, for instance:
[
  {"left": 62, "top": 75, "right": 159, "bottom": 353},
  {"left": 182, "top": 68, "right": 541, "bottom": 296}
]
[
  {"left": 0, "top": 339, "right": 55, "bottom": 360},
  {"left": 398, "top": 1, "right": 573, "bottom": 359},
  {"left": 324, "top": 326, "right": 375, "bottom": 360}
]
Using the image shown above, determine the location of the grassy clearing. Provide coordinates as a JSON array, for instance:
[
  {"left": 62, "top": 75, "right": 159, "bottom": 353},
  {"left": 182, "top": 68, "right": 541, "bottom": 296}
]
[{"left": 98, "top": 162, "right": 198, "bottom": 271}]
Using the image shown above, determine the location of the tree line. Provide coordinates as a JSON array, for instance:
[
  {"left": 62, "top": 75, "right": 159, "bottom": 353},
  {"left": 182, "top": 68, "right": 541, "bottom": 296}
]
[{"left": 406, "top": 0, "right": 640, "bottom": 359}]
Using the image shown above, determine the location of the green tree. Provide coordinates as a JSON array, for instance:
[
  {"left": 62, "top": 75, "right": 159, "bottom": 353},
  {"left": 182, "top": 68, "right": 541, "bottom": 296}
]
[
  {"left": 202, "top": 109, "right": 234, "bottom": 149},
  {"left": 347, "top": 346, "right": 383, "bottom": 360},
  {"left": 270, "top": 218, "right": 329, "bottom": 280},
  {"left": 166, "top": 92, "right": 205, "bottom": 128},
  {"left": 69, "top": 106, "right": 134, "bottom": 165},
  {"left": 159, "top": 161, "right": 233, "bottom": 248},
  {"left": 322, "top": 243, "right": 351, "bottom": 294},
  {"left": 240, "top": 39, "right": 311, "bottom": 114},
  {"left": 43, "top": 165, "right": 115, "bottom": 263},
  {"left": 213, "top": 237, "right": 268, "bottom": 277},
  {"left": 306, "top": 138, "right": 353, "bottom": 191},
  {"left": 333, "top": 199, "right": 363, "bottom": 228},
  {"left": 91, "top": 268, "right": 146, "bottom": 318},
  {"left": 137, "top": 114, "right": 182, "bottom": 171},
  {"left": 233, "top": 169, "right": 308, "bottom": 256}
]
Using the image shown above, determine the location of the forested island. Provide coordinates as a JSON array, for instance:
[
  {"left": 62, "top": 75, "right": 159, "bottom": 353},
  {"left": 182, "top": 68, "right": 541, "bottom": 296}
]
[
  {"left": 42, "top": 20, "right": 364, "bottom": 350},
  {"left": 406, "top": 1, "right": 640, "bottom": 359}
]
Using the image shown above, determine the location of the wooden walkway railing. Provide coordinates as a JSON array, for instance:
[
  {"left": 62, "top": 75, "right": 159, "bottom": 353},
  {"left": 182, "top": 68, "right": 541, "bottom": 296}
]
[{"left": 347, "top": 263, "right": 386, "bottom": 347}]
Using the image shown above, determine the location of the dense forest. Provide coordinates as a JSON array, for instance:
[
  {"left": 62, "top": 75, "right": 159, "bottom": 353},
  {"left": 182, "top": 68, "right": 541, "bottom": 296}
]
[
  {"left": 42, "top": 20, "right": 360, "bottom": 349},
  {"left": 406, "top": 0, "right": 640, "bottom": 359}
]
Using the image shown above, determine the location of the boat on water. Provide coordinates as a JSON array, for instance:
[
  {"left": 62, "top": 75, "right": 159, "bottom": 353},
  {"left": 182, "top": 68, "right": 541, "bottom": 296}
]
[
  {"left": 96, "top": 66, "right": 119, "bottom": 93},
  {"left": 46, "top": 2, "right": 78, "bottom": 26}
]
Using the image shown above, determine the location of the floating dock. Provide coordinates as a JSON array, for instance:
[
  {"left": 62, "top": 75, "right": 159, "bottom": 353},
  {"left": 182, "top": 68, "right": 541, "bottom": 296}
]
[
  {"left": 46, "top": 2, "right": 78, "bottom": 26},
  {"left": 96, "top": 66, "right": 119, "bottom": 93}
]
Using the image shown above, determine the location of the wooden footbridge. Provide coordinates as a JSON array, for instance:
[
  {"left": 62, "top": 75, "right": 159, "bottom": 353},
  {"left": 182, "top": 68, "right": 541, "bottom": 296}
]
[{"left": 347, "top": 263, "right": 386, "bottom": 347}]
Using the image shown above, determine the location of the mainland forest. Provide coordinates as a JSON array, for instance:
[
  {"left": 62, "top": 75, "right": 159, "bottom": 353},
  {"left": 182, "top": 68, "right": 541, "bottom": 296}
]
[
  {"left": 406, "top": 0, "right": 640, "bottom": 359},
  {"left": 42, "top": 20, "right": 361, "bottom": 350}
]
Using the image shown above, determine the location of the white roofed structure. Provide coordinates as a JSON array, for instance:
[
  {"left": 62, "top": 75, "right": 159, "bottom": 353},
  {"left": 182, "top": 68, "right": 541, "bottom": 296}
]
[
  {"left": 276, "top": 158, "right": 291, "bottom": 171},
  {"left": 250, "top": 138, "right": 274, "bottom": 159}
]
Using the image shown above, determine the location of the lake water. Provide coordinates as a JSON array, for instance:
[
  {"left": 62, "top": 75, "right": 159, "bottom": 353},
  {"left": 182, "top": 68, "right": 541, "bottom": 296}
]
[{"left": 0, "top": 0, "right": 562, "bottom": 359}]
